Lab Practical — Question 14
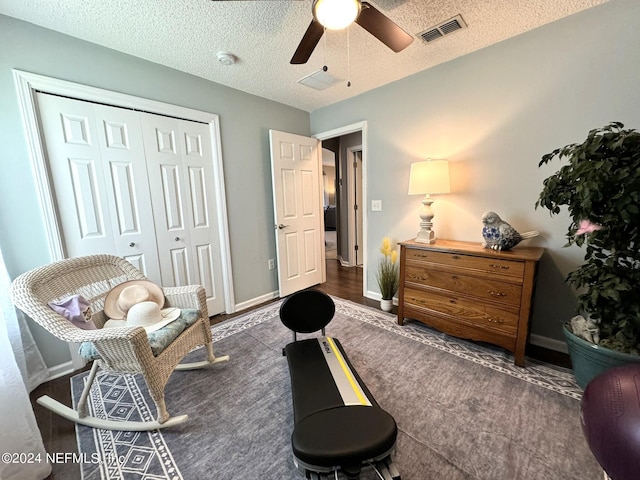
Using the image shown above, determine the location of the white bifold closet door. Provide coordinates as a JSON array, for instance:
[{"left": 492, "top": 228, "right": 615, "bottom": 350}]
[
  {"left": 36, "top": 92, "right": 225, "bottom": 316},
  {"left": 140, "top": 112, "right": 225, "bottom": 310}
]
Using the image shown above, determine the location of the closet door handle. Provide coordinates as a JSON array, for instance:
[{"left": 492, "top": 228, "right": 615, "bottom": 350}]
[
  {"left": 174, "top": 237, "right": 181, "bottom": 241},
  {"left": 129, "top": 242, "right": 135, "bottom": 247}
]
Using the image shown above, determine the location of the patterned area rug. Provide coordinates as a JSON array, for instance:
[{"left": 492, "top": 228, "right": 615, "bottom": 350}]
[
  {"left": 213, "top": 299, "right": 582, "bottom": 399},
  {"left": 73, "top": 297, "right": 599, "bottom": 480}
]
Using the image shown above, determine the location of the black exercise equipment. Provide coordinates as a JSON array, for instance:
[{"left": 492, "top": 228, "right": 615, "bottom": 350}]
[{"left": 280, "top": 289, "right": 401, "bottom": 480}]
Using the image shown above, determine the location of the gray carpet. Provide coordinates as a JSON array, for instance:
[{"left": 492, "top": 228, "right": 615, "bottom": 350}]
[{"left": 72, "top": 298, "right": 602, "bottom": 479}]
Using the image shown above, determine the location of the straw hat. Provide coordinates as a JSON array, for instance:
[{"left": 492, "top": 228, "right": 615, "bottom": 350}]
[
  {"left": 104, "top": 280, "right": 165, "bottom": 320},
  {"left": 103, "top": 301, "right": 181, "bottom": 332}
]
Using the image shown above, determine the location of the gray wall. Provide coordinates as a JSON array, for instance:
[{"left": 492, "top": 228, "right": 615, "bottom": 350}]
[
  {"left": 0, "top": 15, "right": 310, "bottom": 367},
  {"left": 310, "top": 0, "right": 640, "bottom": 348}
]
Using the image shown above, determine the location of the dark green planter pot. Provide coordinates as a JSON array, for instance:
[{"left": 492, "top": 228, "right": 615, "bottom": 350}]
[{"left": 563, "top": 323, "right": 640, "bottom": 389}]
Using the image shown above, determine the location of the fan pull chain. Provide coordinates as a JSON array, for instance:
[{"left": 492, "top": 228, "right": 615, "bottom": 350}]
[
  {"left": 322, "top": 26, "right": 327, "bottom": 73},
  {"left": 346, "top": 27, "right": 351, "bottom": 87}
]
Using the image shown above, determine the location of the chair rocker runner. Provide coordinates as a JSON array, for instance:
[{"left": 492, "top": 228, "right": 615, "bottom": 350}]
[{"left": 10, "top": 254, "right": 229, "bottom": 431}]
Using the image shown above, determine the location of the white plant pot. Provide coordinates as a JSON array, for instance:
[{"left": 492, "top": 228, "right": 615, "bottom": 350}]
[{"left": 380, "top": 299, "right": 393, "bottom": 312}]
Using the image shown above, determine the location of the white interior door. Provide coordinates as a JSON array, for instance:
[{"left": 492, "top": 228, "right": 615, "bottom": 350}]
[
  {"left": 141, "top": 114, "right": 225, "bottom": 315},
  {"left": 36, "top": 93, "right": 162, "bottom": 282},
  {"left": 269, "top": 130, "right": 325, "bottom": 297}
]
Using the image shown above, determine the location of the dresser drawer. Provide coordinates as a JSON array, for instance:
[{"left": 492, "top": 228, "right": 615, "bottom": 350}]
[
  {"left": 401, "top": 305, "right": 518, "bottom": 352},
  {"left": 405, "top": 248, "right": 524, "bottom": 279},
  {"left": 404, "top": 263, "right": 523, "bottom": 307},
  {"left": 403, "top": 287, "right": 518, "bottom": 334}
]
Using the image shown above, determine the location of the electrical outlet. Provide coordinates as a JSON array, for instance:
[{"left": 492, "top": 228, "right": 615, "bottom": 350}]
[
  {"left": 371, "top": 200, "right": 382, "bottom": 211},
  {"left": 268, "top": 258, "right": 275, "bottom": 270}
]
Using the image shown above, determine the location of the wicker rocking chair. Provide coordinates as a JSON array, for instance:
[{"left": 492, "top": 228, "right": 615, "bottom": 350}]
[{"left": 10, "top": 254, "right": 229, "bottom": 431}]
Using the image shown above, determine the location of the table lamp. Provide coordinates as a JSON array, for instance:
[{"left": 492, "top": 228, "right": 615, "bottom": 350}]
[{"left": 408, "top": 159, "right": 450, "bottom": 243}]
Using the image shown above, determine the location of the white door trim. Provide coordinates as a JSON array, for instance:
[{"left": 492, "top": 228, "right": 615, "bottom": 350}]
[
  {"left": 313, "top": 121, "right": 368, "bottom": 298},
  {"left": 346, "top": 145, "right": 363, "bottom": 267},
  {"left": 13, "top": 69, "right": 236, "bottom": 316}
]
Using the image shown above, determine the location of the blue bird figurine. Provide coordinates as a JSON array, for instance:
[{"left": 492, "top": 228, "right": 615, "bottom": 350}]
[{"left": 481, "top": 211, "right": 539, "bottom": 251}]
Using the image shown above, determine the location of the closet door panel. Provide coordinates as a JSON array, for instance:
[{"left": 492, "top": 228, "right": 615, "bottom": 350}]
[
  {"left": 36, "top": 93, "right": 161, "bottom": 282},
  {"left": 141, "top": 113, "right": 225, "bottom": 315},
  {"left": 36, "top": 93, "right": 115, "bottom": 257},
  {"left": 141, "top": 115, "right": 193, "bottom": 288},
  {"left": 159, "top": 164, "right": 185, "bottom": 230},
  {"left": 93, "top": 104, "right": 161, "bottom": 283},
  {"left": 179, "top": 120, "right": 225, "bottom": 315},
  {"left": 34, "top": 89, "right": 228, "bottom": 318}
]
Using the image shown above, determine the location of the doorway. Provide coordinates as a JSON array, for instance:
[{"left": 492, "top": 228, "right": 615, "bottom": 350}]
[{"left": 314, "top": 122, "right": 367, "bottom": 298}]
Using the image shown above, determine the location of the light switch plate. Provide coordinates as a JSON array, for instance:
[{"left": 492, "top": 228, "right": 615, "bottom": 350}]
[{"left": 371, "top": 200, "right": 382, "bottom": 211}]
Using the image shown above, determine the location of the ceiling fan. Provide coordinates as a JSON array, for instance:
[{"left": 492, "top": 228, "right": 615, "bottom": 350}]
[
  {"left": 210, "top": 0, "right": 413, "bottom": 65},
  {"left": 291, "top": 0, "right": 414, "bottom": 64}
]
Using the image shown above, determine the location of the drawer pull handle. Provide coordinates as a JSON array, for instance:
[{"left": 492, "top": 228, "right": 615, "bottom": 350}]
[
  {"left": 452, "top": 255, "right": 460, "bottom": 260},
  {"left": 489, "top": 263, "right": 510, "bottom": 270},
  {"left": 408, "top": 274, "right": 428, "bottom": 281},
  {"left": 449, "top": 299, "right": 457, "bottom": 304},
  {"left": 487, "top": 318, "right": 504, "bottom": 324},
  {"left": 451, "top": 275, "right": 459, "bottom": 280},
  {"left": 487, "top": 290, "right": 507, "bottom": 297}
]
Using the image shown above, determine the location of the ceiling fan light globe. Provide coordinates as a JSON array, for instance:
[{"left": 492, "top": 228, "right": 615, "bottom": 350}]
[{"left": 313, "top": 0, "right": 361, "bottom": 30}]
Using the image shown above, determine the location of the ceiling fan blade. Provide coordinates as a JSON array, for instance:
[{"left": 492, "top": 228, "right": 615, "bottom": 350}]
[
  {"left": 291, "top": 20, "right": 325, "bottom": 64},
  {"left": 355, "top": 2, "right": 413, "bottom": 53}
]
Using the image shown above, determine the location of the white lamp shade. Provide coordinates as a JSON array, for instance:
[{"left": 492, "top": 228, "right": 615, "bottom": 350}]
[
  {"left": 313, "top": 0, "right": 361, "bottom": 30},
  {"left": 408, "top": 159, "right": 451, "bottom": 195}
]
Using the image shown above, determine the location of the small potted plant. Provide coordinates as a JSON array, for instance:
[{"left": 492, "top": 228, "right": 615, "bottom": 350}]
[
  {"left": 376, "top": 237, "right": 399, "bottom": 312},
  {"left": 535, "top": 122, "right": 640, "bottom": 387}
]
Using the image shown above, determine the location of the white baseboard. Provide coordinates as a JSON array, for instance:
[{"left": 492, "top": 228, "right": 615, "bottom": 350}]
[
  {"left": 234, "top": 291, "right": 279, "bottom": 312},
  {"left": 529, "top": 333, "right": 569, "bottom": 354},
  {"left": 46, "top": 360, "right": 76, "bottom": 381},
  {"left": 366, "top": 290, "right": 381, "bottom": 301},
  {"left": 365, "top": 291, "right": 398, "bottom": 305}
]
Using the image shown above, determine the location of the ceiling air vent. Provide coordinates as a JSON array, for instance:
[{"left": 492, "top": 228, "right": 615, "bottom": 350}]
[
  {"left": 297, "top": 69, "right": 342, "bottom": 91},
  {"left": 418, "top": 14, "right": 467, "bottom": 44}
]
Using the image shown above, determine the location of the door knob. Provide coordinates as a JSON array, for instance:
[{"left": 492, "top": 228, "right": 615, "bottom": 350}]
[
  {"left": 129, "top": 242, "right": 135, "bottom": 247},
  {"left": 277, "top": 224, "right": 290, "bottom": 230},
  {"left": 175, "top": 237, "right": 180, "bottom": 241}
]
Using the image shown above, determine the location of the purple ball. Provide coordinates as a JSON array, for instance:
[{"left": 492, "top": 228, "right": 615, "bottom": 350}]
[{"left": 580, "top": 364, "right": 640, "bottom": 480}]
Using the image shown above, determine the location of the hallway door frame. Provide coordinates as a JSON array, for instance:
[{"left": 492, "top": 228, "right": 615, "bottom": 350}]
[{"left": 313, "top": 121, "right": 367, "bottom": 298}]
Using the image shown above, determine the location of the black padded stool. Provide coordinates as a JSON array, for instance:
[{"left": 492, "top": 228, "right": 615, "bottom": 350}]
[
  {"left": 280, "top": 289, "right": 400, "bottom": 480},
  {"left": 280, "top": 289, "right": 335, "bottom": 340}
]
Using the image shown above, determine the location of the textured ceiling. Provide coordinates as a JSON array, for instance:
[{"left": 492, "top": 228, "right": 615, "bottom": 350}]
[{"left": 1, "top": 0, "right": 608, "bottom": 112}]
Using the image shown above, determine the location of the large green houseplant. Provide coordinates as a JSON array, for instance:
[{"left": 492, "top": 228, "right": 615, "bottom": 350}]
[{"left": 536, "top": 122, "right": 640, "bottom": 385}]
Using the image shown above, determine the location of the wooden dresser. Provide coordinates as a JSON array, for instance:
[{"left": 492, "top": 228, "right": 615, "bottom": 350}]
[{"left": 397, "top": 239, "right": 544, "bottom": 366}]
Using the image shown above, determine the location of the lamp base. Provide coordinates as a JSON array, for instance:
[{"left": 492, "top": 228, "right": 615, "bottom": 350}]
[
  {"left": 415, "top": 229, "right": 436, "bottom": 243},
  {"left": 415, "top": 194, "right": 437, "bottom": 243}
]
